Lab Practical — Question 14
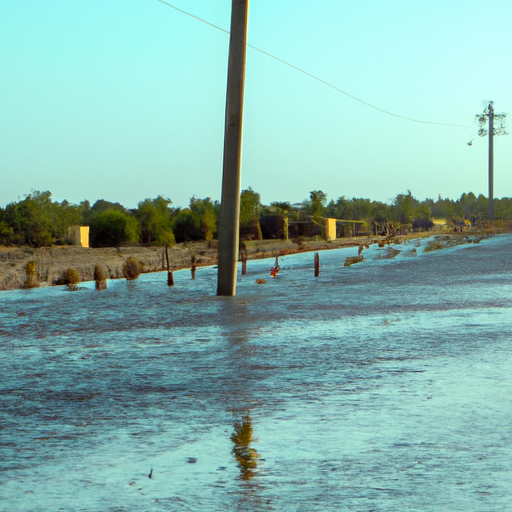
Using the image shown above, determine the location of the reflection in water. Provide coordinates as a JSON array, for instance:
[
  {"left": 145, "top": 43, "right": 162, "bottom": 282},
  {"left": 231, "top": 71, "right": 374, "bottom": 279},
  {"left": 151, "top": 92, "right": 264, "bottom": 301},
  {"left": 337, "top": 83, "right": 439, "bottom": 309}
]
[
  {"left": 3, "top": 237, "right": 512, "bottom": 510},
  {"left": 231, "top": 410, "right": 260, "bottom": 480}
]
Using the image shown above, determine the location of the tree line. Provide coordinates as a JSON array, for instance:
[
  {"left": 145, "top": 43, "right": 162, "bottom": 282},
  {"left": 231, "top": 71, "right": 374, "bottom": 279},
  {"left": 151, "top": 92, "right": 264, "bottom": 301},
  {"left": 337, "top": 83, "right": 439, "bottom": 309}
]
[{"left": 0, "top": 188, "right": 510, "bottom": 248}]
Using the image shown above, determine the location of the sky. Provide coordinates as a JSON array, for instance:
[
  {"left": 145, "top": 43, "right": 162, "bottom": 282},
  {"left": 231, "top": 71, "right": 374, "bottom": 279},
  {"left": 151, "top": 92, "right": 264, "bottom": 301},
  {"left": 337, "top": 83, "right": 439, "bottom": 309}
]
[{"left": 1, "top": 0, "right": 511, "bottom": 210}]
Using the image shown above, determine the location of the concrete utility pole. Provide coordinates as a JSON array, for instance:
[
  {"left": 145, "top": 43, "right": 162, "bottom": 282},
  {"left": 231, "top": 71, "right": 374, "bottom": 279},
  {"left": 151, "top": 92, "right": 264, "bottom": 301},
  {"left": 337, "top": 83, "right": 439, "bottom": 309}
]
[
  {"left": 488, "top": 104, "right": 494, "bottom": 224},
  {"left": 217, "top": 0, "right": 249, "bottom": 296},
  {"left": 476, "top": 101, "right": 507, "bottom": 226}
]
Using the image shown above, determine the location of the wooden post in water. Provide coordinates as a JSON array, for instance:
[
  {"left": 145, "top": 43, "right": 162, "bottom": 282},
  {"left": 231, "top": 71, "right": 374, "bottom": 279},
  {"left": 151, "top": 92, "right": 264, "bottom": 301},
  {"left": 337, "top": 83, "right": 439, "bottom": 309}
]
[
  {"left": 95, "top": 279, "right": 107, "bottom": 291},
  {"left": 240, "top": 242, "right": 247, "bottom": 275},
  {"left": 191, "top": 255, "right": 197, "bottom": 280},
  {"left": 314, "top": 252, "right": 320, "bottom": 277},
  {"left": 94, "top": 264, "right": 107, "bottom": 290},
  {"left": 217, "top": 0, "right": 249, "bottom": 297},
  {"left": 165, "top": 244, "right": 174, "bottom": 286}
]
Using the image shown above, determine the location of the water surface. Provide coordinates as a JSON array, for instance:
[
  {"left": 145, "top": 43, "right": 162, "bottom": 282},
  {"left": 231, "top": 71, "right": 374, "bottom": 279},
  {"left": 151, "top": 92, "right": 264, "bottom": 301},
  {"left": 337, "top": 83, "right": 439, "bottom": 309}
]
[{"left": 2, "top": 235, "right": 512, "bottom": 511}]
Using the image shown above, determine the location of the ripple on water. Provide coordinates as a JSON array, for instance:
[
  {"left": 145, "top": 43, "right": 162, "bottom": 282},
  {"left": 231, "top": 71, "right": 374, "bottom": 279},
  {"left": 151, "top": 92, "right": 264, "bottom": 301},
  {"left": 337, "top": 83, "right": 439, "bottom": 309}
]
[{"left": 2, "top": 235, "right": 512, "bottom": 510}]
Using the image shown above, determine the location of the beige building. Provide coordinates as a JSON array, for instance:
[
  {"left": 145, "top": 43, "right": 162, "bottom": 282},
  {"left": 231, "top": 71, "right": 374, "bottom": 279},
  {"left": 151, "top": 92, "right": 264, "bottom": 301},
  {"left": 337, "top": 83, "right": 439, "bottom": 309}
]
[
  {"left": 432, "top": 218, "right": 447, "bottom": 230},
  {"left": 324, "top": 218, "right": 337, "bottom": 241},
  {"left": 70, "top": 226, "right": 90, "bottom": 248}
]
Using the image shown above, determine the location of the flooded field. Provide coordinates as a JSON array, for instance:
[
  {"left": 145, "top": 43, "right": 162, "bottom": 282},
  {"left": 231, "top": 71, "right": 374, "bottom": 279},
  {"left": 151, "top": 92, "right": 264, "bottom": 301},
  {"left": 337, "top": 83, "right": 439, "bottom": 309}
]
[{"left": 2, "top": 234, "right": 512, "bottom": 511}]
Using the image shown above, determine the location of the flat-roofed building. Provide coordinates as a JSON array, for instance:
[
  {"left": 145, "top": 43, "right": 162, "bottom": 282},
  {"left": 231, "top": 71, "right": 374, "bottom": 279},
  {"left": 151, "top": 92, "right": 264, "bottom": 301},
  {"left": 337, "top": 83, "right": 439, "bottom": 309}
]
[{"left": 70, "top": 226, "right": 89, "bottom": 248}]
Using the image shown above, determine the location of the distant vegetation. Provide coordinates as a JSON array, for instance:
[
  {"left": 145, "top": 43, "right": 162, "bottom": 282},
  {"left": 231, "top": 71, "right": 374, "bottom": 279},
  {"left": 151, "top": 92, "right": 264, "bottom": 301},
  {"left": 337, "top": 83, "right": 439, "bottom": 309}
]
[{"left": 1, "top": 188, "right": 511, "bottom": 249}]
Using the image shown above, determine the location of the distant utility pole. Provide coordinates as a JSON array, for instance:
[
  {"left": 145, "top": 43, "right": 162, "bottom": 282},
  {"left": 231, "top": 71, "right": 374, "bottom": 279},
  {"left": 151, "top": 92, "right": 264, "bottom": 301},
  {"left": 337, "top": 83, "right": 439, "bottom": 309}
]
[
  {"left": 217, "top": 0, "right": 249, "bottom": 297},
  {"left": 476, "top": 101, "right": 507, "bottom": 226}
]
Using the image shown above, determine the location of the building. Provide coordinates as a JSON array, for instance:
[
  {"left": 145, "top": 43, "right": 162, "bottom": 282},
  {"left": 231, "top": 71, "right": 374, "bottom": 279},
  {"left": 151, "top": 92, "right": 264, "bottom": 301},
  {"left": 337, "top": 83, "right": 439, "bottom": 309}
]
[{"left": 69, "top": 226, "right": 90, "bottom": 248}]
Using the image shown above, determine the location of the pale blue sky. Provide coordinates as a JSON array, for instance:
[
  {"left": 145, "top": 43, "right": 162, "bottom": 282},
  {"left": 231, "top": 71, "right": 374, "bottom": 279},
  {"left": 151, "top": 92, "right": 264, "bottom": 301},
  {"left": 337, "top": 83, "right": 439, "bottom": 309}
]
[{"left": 1, "top": 0, "right": 511, "bottom": 209}]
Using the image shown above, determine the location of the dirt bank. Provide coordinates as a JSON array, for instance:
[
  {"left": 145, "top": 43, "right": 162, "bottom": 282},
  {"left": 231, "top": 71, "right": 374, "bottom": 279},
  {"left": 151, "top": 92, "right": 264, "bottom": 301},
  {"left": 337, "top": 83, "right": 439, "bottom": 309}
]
[
  {"left": 0, "top": 237, "right": 385, "bottom": 291},
  {"left": 0, "top": 231, "right": 481, "bottom": 291}
]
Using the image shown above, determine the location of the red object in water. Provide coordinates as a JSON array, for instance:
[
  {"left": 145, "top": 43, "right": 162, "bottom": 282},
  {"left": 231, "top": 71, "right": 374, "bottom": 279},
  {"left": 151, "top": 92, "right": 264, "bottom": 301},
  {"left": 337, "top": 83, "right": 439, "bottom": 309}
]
[
  {"left": 270, "top": 265, "right": 280, "bottom": 278},
  {"left": 270, "top": 257, "right": 280, "bottom": 278}
]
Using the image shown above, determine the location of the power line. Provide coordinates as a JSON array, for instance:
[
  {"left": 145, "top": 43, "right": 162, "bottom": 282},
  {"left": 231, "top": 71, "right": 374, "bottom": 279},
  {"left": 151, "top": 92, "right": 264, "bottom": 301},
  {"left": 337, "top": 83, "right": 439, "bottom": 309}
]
[
  {"left": 156, "top": 0, "right": 230, "bottom": 35},
  {"left": 156, "top": 0, "right": 472, "bottom": 129}
]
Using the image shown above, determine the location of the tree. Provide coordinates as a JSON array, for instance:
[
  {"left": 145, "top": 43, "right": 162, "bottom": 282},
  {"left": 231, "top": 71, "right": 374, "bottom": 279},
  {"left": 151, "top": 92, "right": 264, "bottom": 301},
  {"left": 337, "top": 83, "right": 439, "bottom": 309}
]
[
  {"left": 90, "top": 210, "right": 140, "bottom": 248},
  {"left": 189, "top": 196, "right": 218, "bottom": 241},
  {"left": 325, "top": 196, "right": 352, "bottom": 219},
  {"left": 303, "top": 190, "right": 327, "bottom": 219},
  {"left": 351, "top": 198, "right": 372, "bottom": 220},
  {"left": 412, "top": 202, "right": 431, "bottom": 221},
  {"left": 0, "top": 219, "right": 14, "bottom": 245},
  {"left": 4, "top": 191, "right": 55, "bottom": 247},
  {"left": 370, "top": 201, "right": 389, "bottom": 223},
  {"left": 90, "top": 199, "right": 126, "bottom": 215},
  {"left": 53, "top": 200, "right": 86, "bottom": 244},
  {"left": 459, "top": 192, "right": 477, "bottom": 220},
  {"left": 475, "top": 194, "right": 489, "bottom": 224},
  {"left": 495, "top": 197, "right": 512, "bottom": 223},
  {"left": 135, "top": 196, "right": 175, "bottom": 245},
  {"left": 239, "top": 187, "right": 262, "bottom": 240},
  {"left": 269, "top": 201, "right": 291, "bottom": 216},
  {"left": 411, "top": 202, "right": 433, "bottom": 231},
  {"left": 172, "top": 208, "right": 202, "bottom": 243},
  {"left": 0, "top": 191, "right": 93, "bottom": 247},
  {"left": 239, "top": 187, "right": 261, "bottom": 226},
  {"left": 391, "top": 190, "right": 415, "bottom": 225},
  {"left": 0, "top": 207, "right": 13, "bottom": 245}
]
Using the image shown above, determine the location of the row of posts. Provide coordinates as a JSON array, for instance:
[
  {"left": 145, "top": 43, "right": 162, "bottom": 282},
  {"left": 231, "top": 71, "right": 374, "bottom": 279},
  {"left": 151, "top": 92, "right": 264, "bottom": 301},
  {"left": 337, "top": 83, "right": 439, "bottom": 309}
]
[
  {"left": 94, "top": 245, "right": 322, "bottom": 290},
  {"left": 162, "top": 246, "right": 322, "bottom": 288},
  {"left": 165, "top": 243, "right": 196, "bottom": 286}
]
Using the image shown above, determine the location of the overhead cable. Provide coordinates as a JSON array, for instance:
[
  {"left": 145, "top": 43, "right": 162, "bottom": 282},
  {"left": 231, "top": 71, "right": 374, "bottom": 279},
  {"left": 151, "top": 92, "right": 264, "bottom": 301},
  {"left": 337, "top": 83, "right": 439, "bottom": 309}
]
[{"left": 156, "top": 0, "right": 472, "bottom": 129}]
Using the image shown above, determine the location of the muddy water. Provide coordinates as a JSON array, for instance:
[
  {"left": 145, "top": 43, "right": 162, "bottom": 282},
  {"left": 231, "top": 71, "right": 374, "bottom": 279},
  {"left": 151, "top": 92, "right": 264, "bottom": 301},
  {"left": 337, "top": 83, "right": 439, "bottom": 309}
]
[{"left": 1, "top": 235, "right": 512, "bottom": 511}]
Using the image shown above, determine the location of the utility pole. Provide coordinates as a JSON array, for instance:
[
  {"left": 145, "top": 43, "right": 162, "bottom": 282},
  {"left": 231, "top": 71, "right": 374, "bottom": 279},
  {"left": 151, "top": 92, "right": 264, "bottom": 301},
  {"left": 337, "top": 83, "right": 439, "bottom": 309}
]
[
  {"left": 217, "top": 0, "right": 249, "bottom": 297},
  {"left": 488, "top": 104, "right": 494, "bottom": 224},
  {"left": 476, "top": 101, "right": 507, "bottom": 226}
]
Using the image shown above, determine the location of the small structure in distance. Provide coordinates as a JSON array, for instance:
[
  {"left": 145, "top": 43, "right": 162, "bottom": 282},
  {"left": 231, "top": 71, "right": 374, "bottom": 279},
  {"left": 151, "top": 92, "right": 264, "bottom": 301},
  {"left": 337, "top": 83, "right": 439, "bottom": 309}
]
[{"left": 69, "top": 226, "right": 90, "bottom": 248}]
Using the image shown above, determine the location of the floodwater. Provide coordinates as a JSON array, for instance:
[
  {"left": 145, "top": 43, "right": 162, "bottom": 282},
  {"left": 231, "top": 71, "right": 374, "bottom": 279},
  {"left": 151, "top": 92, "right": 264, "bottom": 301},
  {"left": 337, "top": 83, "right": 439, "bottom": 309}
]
[{"left": 1, "top": 234, "right": 512, "bottom": 511}]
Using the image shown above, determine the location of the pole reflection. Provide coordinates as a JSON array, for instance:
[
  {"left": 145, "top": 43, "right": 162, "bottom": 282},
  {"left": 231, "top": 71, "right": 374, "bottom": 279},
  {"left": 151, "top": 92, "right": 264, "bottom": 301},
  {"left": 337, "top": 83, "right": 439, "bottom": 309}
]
[{"left": 216, "top": 298, "right": 271, "bottom": 509}]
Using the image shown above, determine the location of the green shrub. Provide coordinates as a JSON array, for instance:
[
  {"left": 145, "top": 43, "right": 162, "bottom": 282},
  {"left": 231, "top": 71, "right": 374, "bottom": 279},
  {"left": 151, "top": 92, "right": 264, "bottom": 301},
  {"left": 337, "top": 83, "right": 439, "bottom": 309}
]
[
  {"left": 23, "top": 260, "right": 39, "bottom": 288},
  {"left": 64, "top": 268, "right": 80, "bottom": 285},
  {"left": 26, "top": 260, "right": 36, "bottom": 276},
  {"left": 123, "top": 257, "right": 142, "bottom": 280},
  {"left": 90, "top": 210, "right": 141, "bottom": 248}
]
